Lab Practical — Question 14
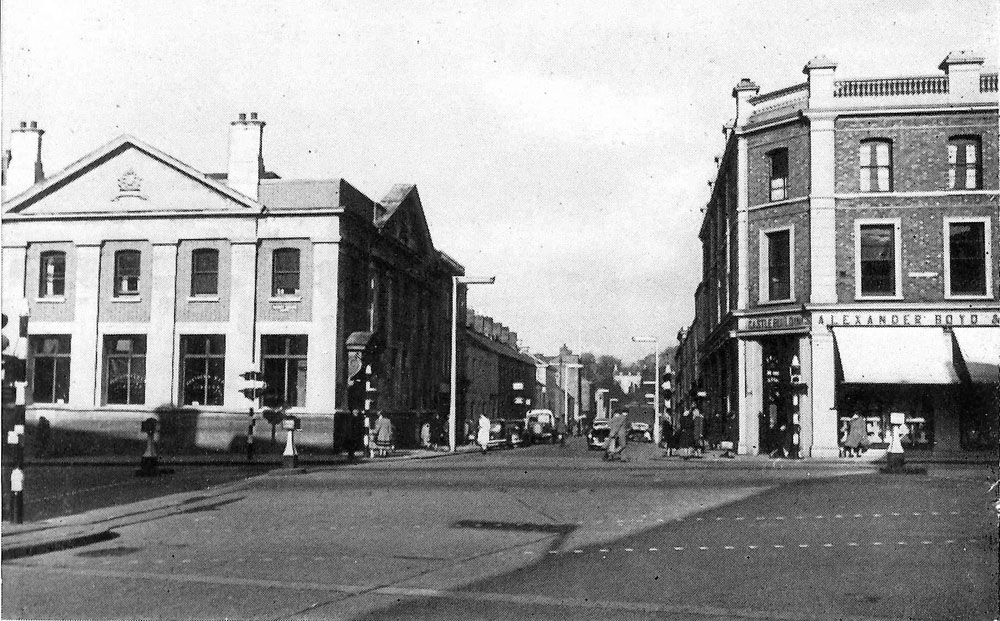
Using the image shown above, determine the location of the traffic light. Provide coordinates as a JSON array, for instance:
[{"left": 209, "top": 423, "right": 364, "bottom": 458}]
[
  {"left": 239, "top": 370, "right": 266, "bottom": 401},
  {"left": 240, "top": 371, "right": 264, "bottom": 381},
  {"left": 240, "top": 387, "right": 265, "bottom": 400}
]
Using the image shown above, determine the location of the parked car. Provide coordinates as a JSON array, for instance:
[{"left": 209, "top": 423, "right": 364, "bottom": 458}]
[
  {"left": 587, "top": 419, "right": 611, "bottom": 450},
  {"left": 628, "top": 421, "right": 652, "bottom": 442},
  {"left": 505, "top": 419, "right": 527, "bottom": 447},
  {"left": 525, "top": 409, "right": 555, "bottom": 444}
]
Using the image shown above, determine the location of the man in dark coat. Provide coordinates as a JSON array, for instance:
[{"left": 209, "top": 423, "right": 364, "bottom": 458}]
[{"left": 604, "top": 411, "right": 630, "bottom": 461}]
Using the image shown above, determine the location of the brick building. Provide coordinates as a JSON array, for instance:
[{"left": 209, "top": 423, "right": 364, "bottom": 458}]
[
  {"left": 677, "top": 51, "right": 998, "bottom": 458},
  {"left": 0, "top": 115, "right": 467, "bottom": 453}
]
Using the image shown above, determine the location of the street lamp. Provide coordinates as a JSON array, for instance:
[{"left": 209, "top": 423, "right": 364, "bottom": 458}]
[
  {"left": 449, "top": 275, "right": 495, "bottom": 452},
  {"left": 632, "top": 335, "right": 660, "bottom": 447},
  {"left": 595, "top": 388, "right": 609, "bottom": 419}
]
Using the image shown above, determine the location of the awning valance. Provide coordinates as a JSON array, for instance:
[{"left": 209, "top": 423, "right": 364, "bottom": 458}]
[
  {"left": 952, "top": 327, "right": 1000, "bottom": 384},
  {"left": 833, "top": 327, "right": 959, "bottom": 384}
]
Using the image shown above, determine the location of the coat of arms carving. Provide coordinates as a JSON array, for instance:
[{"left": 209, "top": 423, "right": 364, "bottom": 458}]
[{"left": 112, "top": 168, "right": 147, "bottom": 201}]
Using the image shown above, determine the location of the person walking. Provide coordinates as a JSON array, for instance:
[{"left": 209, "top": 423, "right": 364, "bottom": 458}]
[
  {"left": 345, "top": 409, "right": 364, "bottom": 462},
  {"left": 477, "top": 412, "right": 491, "bottom": 454},
  {"left": 679, "top": 406, "right": 694, "bottom": 458},
  {"left": 373, "top": 411, "right": 394, "bottom": 457},
  {"left": 691, "top": 405, "right": 705, "bottom": 458},
  {"left": 604, "top": 411, "right": 630, "bottom": 461},
  {"left": 421, "top": 420, "right": 433, "bottom": 449},
  {"left": 662, "top": 416, "right": 675, "bottom": 456},
  {"left": 554, "top": 416, "right": 567, "bottom": 446},
  {"left": 843, "top": 412, "right": 869, "bottom": 458}
]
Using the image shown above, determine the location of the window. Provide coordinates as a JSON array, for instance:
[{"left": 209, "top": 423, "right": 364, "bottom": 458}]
[
  {"left": 30, "top": 336, "right": 70, "bottom": 404},
  {"left": 859, "top": 139, "right": 892, "bottom": 192},
  {"left": 191, "top": 249, "right": 219, "bottom": 296},
  {"left": 858, "top": 223, "right": 898, "bottom": 297},
  {"left": 180, "top": 335, "right": 226, "bottom": 406},
  {"left": 947, "top": 220, "right": 989, "bottom": 296},
  {"left": 948, "top": 136, "right": 981, "bottom": 190},
  {"left": 261, "top": 335, "right": 307, "bottom": 407},
  {"left": 768, "top": 149, "right": 788, "bottom": 201},
  {"left": 38, "top": 251, "right": 66, "bottom": 298},
  {"left": 271, "top": 248, "right": 300, "bottom": 296},
  {"left": 764, "top": 229, "right": 792, "bottom": 301},
  {"left": 114, "top": 250, "right": 141, "bottom": 296},
  {"left": 104, "top": 335, "right": 146, "bottom": 404}
]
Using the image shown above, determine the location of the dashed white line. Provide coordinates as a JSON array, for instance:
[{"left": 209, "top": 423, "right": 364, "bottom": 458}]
[
  {"left": 823, "top": 544, "right": 833, "bottom": 548},
  {"left": 872, "top": 542, "right": 883, "bottom": 546},
  {"left": 848, "top": 542, "right": 858, "bottom": 546},
  {"left": 573, "top": 550, "right": 583, "bottom": 554},
  {"left": 773, "top": 545, "right": 784, "bottom": 549},
  {"left": 674, "top": 547, "right": 684, "bottom": 551},
  {"left": 724, "top": 546, "right": 734, "bottom": 550},
  {"left": 699, "top": 546, "right": 708, "bottom": 550},
  {"left": 649, "top": 548, "right": 658, "bottom": 552},
  {"left": 599, "top": 549, "right": 609, "bottom": 553},
  {"left": 748, "top": 545, "right": 758, "bottom": 549},
  {"left": 798, "top": 544, "right": 808, "bottom": 548},
  {"left": 624, "top": 548, "right": 634, "bottom": 552},
  {"left": 922, "top": 541, "right": 932, "bottom": 545}
]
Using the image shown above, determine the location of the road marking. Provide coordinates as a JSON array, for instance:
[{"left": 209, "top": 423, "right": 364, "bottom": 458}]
[
  {"left": 573, "top": 550, "right": 582, "bottom": 554},
  {"left": 891, "top": 512, "right": 900, "bottom": 516},
  {"left": 748, "top": 546, "right": 758, "bottom": 549},
  {"left": 625, "top": 548, "right": 634, "bottom": 552},
  {"left": 872, "top": 542, "right": 882, "bottom": 546},
  {"left": 773, "top": 545, "right": 784, "bottom": 549},
  {"left": 699, "top": 546, "right": 708, "bottom": 550},
  {"left": 648, "top": 548, "right": 658, "bottom": 552},
  {"left": 599, "top": 549, "right": 609, "bottom": 553},
  {"left": 854, "top": 514, "right": 862, "bottom": 518},
  {"left": 848, "top": 542, "right": 858, "bottom": 546},
  {"left": 724, "top": 546, "right": 734, "bottom": 550},
  {"left": 834, "top": 514, "right": 843, "bottom": 518},
  {"left": 946, "top": 540, "right": 956, "bottom": 544},
  {"left": 897, "top": 542, "right": 906, "bottom": 545},
  {"left": 775, "top": 516, "right": 785, "bottom": 520},
  {"left": 755, "top": 517, "right": 765, "bottom": 521},
  {"left": 798, "top": 544, "right": 808, "bottom": 548},
  {"left": 548, "top": 550, "right": 558, "bottom": 555},
  {"left": 823, "top": 544, "right": 833, "bottom": 548},
  {"left": 674, "top": 547, "right": 684, "bottom": 551},
  {"left": 950, "top": 511, "right": 958, "bottom": 515},
  {"left": 734, "top": 517, "right": 745, "bottom": 521}
]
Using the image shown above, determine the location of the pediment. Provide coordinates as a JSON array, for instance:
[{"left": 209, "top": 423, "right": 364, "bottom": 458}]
[
  {"left": 378, "top": 184, "right": 435, "bottom": 258},
  {"left": 5, "top": 136, "right": 257, "bottom": 216}
]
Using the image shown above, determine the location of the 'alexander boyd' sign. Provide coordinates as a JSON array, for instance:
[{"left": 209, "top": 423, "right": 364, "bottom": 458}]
[{"left": 815, "top": 311, "right": 1000, "bottom": 327}]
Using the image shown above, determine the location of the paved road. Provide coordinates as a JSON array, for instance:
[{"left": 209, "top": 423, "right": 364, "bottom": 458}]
[{"left": 3, "top": 438, "right": 997, "bottom": 620}]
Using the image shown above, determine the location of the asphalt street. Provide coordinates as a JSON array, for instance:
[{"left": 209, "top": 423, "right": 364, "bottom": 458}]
[{"left": 3, "top": 438, "right": 997, "bottom": 621}]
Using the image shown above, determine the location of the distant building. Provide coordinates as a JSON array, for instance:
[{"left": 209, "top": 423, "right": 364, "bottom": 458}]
[
  {"left": 1, "top": 115, "right": 466, "bottom": 453},
  {"left": 676, "top": 52, "right": 998, "bottom": 457},
  {"left": 462, "top": 309, "right": 536, "bottom": 433},
  {"left": 533, "top": 345, "right": 584, "bottom": 428}
]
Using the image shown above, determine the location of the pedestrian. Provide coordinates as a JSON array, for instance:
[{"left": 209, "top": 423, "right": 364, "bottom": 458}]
[
  {"left": 373, "top": 411, "right": 394, "bottom": 457},
  {"left": 604, "top": 411, "right": 629, "bottom": 461},
  {"left": 679, "top": 407, "right": 694, "bottom": 458},
  {"left": 421, "top": 420, "right": 432, "bottom": 449},
  {"left": 662, "top": 416, "right": 674, "bottom": 456},
  {"left": 477, "top": 412, "right": 491, "bottom": 454},
  {"left": 691, "top": 405, "right": 704, "bottom": 457},
  {"left": 554, "top": 417, "right": 567, "bottom": 446},
  {"left": 843, "top": 412, "right": 869, "bottom": 458}
]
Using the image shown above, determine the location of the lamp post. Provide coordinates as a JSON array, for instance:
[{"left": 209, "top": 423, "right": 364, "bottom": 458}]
[
  {"left": 449, "top": 275, "right": 495, "bottom": 452},
  {"left": 595, "top": 388, "right": 609, "bottom": 419},
  {"left": 632, "top": 336, "right": 660, "bottom": 448}
]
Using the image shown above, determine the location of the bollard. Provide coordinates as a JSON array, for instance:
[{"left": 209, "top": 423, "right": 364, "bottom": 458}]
[
  {"left": 136, "top": 417, "right": 160, "bottom": 477},
  {"left": 880, "top": 412, "right": 926, "bottom": 475},
  {"left": 246, "top": 409, "right": 256, "bottom": 463},
  {"left": 282, "top": 415, "right": 300, "bottom": 468},
  {"left": 10, "top": 467, "right": 24, "bottom": 523}
]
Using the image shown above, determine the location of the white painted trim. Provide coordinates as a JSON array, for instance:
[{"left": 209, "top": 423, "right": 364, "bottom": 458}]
[
  {"left": 836, "top": 190, "right": 997, "bottom": 199},
  {"left": 854, "top": 218, "right": 903, "bottom": 300},
  {"left": 187, "top": 296, "right": 221, "bottom": 303},
  {"left": 943, "top": 216, "right": 994, "bottom": 299},
  {"left": 110, "top": 296, "right": 142, "bottom": 303},
  {"left": 748, "top": 197, "right": 810, "bottom": 211},
  {"left": 758, "top": 224, "right": 795, "bottom": 304},
  {"left": 34, "top": 296, "right": 67, "bottom": 304}
]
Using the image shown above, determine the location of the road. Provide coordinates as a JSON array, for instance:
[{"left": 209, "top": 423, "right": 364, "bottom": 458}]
[{"left": 3, "top": 438, "right": 997, "bottom": 620}]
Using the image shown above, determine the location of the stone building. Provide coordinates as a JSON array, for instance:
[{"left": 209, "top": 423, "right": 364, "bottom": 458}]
[
  {"left": 676, "top": 52, "right": 998, "bottom": 458},
  {"left": 1, "top": 115, "right": 466, "bottom": 453}
]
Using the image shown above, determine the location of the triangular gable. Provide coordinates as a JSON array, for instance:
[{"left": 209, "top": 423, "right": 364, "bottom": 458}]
[
  {"left": 376, "top": 184, "right": 435, "bottom": 258},
  {"left": 3, "top": 134, "right": 261, "bottom": 215}
]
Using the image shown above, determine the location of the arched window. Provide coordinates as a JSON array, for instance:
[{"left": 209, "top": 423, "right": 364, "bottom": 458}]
[
  {"left": 38, "top": 251, "right": 66, "bottom": 297},
  {"left": 859, "top": 139, "right": 892, "bottom": 192},
  {"left": 113, "top": 250, "right": 141, "bottom": 296},
  {"left": 271, "top": 248, "right": 300, "bottom": 296},
  {"left": 191, "top": 248, "right": 219, "bottom": 296},
  {"left": 948, "top": 135, "right": 982, "bottom": 190}
]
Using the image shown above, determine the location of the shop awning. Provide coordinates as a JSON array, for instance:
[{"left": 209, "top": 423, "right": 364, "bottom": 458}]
[
  {"left": 952, "top": 327, "right": 1000, "bottom": 384},
  {"left": 833, "top": 327, "right": 959, "bottom": 384}
]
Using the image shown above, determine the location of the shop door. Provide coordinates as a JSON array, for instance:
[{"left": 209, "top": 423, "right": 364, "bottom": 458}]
[{"left": 759, "top": 338, "right": 796, "bottom": 455}]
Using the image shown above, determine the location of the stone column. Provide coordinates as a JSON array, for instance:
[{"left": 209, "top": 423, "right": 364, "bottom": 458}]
[
  {"left": 737, "top": 338, "right": 763, "bottom": 454},
  {"left": 309, "top": 241, "right": 339, "bottom": 414},
  {"left": 70, "top": 244, "right": 101, "bottom": 407},
  {"left": 808, "top": 330, "right": 839, "bottom": 457},
  {"left": 145, "top": 243, "right": 178, "bottom": 406}
]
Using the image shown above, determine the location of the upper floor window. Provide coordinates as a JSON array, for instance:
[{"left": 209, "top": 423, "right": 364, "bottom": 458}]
[
  {"left": 857, "top": 222, "right": 899, "bottom": 298},
  {"left": 191, "top": 249, "right": 219, "bottom": 296},
  {"left": 768, "top": 148, "right": 788, "bottom": 201},
  {"left": 272, "top": 248, "right": 300, "bottom": 296},
  {"left": 30, "top": 335, "right": 71, "bottom": 404},
  {"left": 946, "top": 219, "right": 991, "bottom": 297},
  {"left": 104, "top": 335, "right": 146, "bottom": 404},
  {"left": 859, "top": 139, "right": 892, "bottom": 192},
  {"left": 763, "top": 228, "right": 792, "bottom": 302},
  {"left": 38, "top": 251, "right": 66, "bottom": 298},
  {"left": 114, "top": 250, "right": 141, "bottom": 296},
  {"left": 948, "top": 136, "right": 982, "bottom": 190}
]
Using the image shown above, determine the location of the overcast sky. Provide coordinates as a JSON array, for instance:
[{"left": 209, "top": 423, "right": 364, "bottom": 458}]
[{"left": 2, "top": 0, "right": 996, "bottom": 360}]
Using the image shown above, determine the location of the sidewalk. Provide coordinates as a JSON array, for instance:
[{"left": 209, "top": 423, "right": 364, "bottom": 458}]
[{"left": 2, "top": 444, "right": 482, "bottom": 560}]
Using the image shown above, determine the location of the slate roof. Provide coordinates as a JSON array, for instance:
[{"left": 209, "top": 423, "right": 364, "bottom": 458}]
[{"left": 257, "top": 179, "right": 346, "bottom": 210}]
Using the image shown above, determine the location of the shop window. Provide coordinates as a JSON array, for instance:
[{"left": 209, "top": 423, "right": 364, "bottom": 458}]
[
  {"left": 261, "top": 335, "right": 307, "bottom": 407},
  {"left": 191, "top": 249, "right": 219, "bottom": 296},
  {"left": 180, "top": 335, "right": 225, "bottom": 406},
  {"left": 948, "top": 136, "right": 981, "bottom": 190},
  {"left": 30, "top": 336, "right": 70, "bottom": 404},
  {"left": 857, "top": 222, "right": 899, "bottom": 298},
  {"left": 113, "top": 250, "right": 141, "bottom": 296},
  {"left": 859, "top": 139, "right": 892, "bottom": 192},
  {"left": 38, "top": 251, "right": 66, "bottom": 298},
  {"left": 946, "top": 219, "right": 990, "bottom": 297},
  {"left": 271, "top": 248, "right": 300, "bottom": 296},
  {"left": 768, "top": 148, "right": 788, "bottom": 201},
  {"left": 762, "top": 228, "right": 792, "bottom": 302},
  {"left": 104, "top": 335, "right": 146, "bottom": 404}
]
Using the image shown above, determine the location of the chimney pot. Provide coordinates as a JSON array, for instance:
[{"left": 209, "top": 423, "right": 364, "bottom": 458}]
[
  {"left": 238, "top": 113, "right": 247, "bottom": 121},
  {"left": 29, "top": 121, "right": 37, "bottom": 129},
  {"left": 19, "top": 121, "right": 26, "bottom": 129},
  {"left": 250, "top": 112, "right": 258, "bottom": 120}
]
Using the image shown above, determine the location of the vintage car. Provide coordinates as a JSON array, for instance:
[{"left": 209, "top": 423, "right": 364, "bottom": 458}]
[
  {"left": 486, "top": 419, "right": 527, "bottom": 450},
  {"left": 628, "top": 421, "right": 653, "bottom": 442},
  {"left": 587, "top": 419, "right": 611, "bottom": 450},
  {"left": 525, "top": 409, "right": 556, "bottom": 444}
]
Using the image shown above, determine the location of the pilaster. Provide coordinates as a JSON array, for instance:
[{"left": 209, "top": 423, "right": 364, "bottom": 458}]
[
  {"left": 809, "top": 114, "right": 838, "bottom": 303},
  {"left": 737, "top": 337, "right": 762, "bottom": 454},
  {"left": 736, "top": 136, "right": 750, "bottom": 309},
  {"left": 145, "top": 243, "right": 178, "bottom": 406},
  {"left": 70, "top": 244, "right": 101, "bottom": 407},
  {"left": 808, "top": 329, "right": 839, "bottom": 457},
  {"left": 309, "top": 241, "right": 339, "bottom": 414}
]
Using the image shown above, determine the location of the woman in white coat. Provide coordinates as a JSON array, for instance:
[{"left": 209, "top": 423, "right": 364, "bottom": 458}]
[{"left": 477, "top": 413, "right": 491, "bottom": 454}]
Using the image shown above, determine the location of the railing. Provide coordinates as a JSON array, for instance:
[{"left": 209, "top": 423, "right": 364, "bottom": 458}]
[
  {"left": 981, "top": 73, "right": 998, "bottom": 93},
  {"left": 834, "top": 75, "right": 948, "bottom": 97}
]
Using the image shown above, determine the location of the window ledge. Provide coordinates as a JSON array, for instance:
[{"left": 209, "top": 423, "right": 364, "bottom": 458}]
[
  {"left": 856, "top": 294, "right": 904, "bottom": 301},
  {"left": 35, "top": 296, "right": 67, "bottom": 304},
  {"left": 758, "top": 298, "right": 796, "bottom": 306},
  {"left": 187, "top": 295, "right": 221, "bottom": 303},
  {"left": 111, "top": 296, "right": 142, "bottom": 303},
  {"left": 944, "top": 294, "right": 994, "bottom": 300},
  {"left": 268, "top": 296, "right": 302, "bottom": 303}
]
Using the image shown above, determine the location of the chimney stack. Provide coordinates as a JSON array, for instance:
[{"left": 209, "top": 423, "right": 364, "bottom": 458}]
[
  {"left": 732, "top": 79, "right": 760, "bottom": 129},
  {"left": 5, "top": 120, "right": 44, "bottom": 199},
  {"left": 227, "top": 112, "right": 265, "bottom": 200}
]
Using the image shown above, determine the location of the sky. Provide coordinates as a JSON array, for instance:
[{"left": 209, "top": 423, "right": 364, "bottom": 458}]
[{"left": 2, "top": 0, "right": 996, "bottom": 360}]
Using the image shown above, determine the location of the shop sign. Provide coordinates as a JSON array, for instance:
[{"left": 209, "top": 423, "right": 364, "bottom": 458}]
[
  {"left": 739, "top": 313, "right": 806, "bottom": 331},
  {"left": 815, "top": 311, "right": 1000, "bottom": 327}
]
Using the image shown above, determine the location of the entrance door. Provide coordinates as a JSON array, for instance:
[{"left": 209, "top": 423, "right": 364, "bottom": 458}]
[{"left": 759, "top": 337, "right": 797, "bottom": 455}]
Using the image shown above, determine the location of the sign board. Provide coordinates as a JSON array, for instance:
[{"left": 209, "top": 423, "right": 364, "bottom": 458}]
[
  {"left": 890, "top": 412, "right": 906, "bottom": 425},
  {"left": 815, "top": 311, "right": 1000, "bottom": 327},
  {"left": 738, "top": 313, "right": 807, "bottom": 332}
]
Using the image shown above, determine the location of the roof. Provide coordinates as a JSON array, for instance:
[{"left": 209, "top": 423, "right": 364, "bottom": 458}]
[
  {"left": 464, "top": 329, "right": 536, "bottom": 366},
  {"left": 258, "top": 179, "right": 347, "bottom": 211},
  {"left": 207, "top": 171, "right": 282, "bottom": 181}
]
